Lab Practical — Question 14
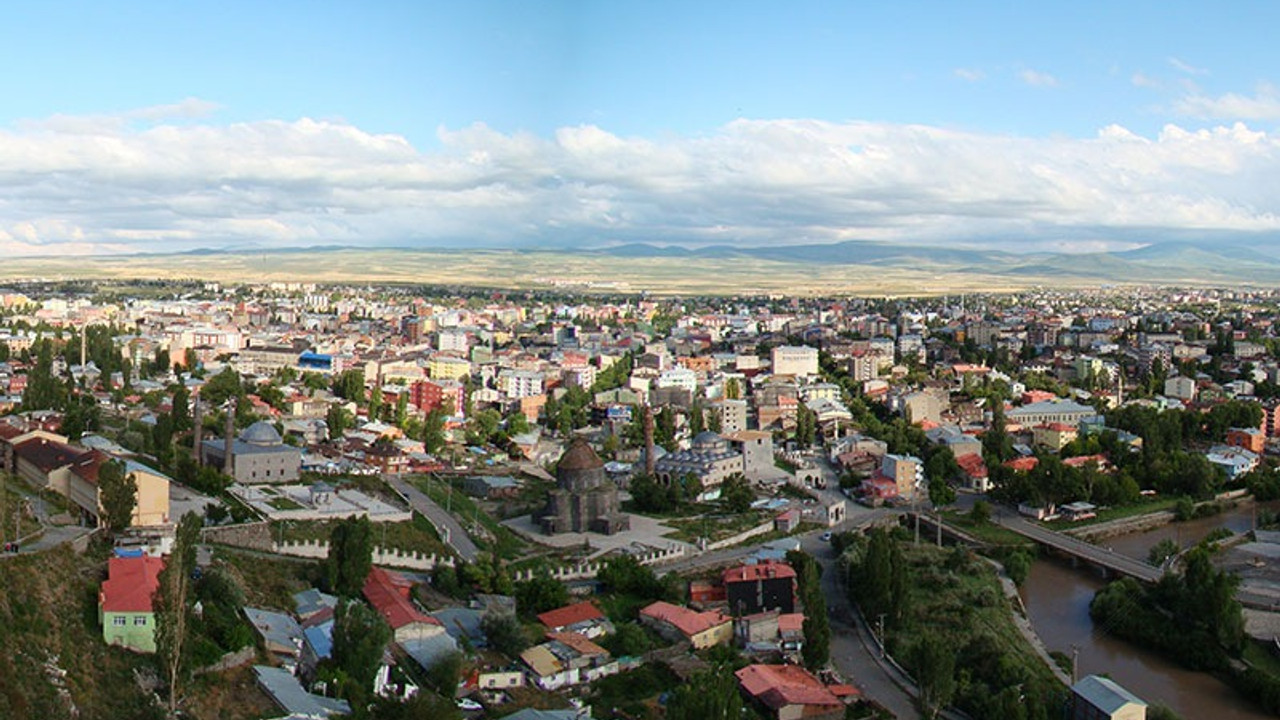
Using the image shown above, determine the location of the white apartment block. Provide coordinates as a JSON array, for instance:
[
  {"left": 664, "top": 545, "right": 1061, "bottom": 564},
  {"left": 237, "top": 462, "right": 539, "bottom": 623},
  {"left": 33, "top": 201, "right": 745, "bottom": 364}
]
[{"left": 771, "top": 345, "right": 818, "bottom": 377}]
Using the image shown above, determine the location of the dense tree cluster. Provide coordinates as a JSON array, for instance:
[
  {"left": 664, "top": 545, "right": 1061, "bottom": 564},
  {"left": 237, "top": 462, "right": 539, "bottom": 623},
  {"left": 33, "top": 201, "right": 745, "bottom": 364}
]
[
  {"left": 786, "top": 550, "right": 830, "bottom": 670},
  {"left": 1091, "top": 546, "right": 1243, "bottom": 671}
]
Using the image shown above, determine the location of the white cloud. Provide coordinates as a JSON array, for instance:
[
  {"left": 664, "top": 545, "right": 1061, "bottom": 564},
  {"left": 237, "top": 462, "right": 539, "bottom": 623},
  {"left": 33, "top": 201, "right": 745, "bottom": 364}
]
[
  {"left": 953, "top": 68, "right": 984, "bottom": 82},
  {"left": 1131, "top": 71, "right": 1161, "bottom": 88},
  {"left": 1019, "top": 69, "right": 1058, "bottom": 87},
  {"left": 1174, "top": 84, "right": 1280, "bottom": 120},
  {"left": 1168, "top": 56, "right": 1209, "bottom": 76},
  {"left": 3, "top": 102, "right": 1280, "bottom": 255}
]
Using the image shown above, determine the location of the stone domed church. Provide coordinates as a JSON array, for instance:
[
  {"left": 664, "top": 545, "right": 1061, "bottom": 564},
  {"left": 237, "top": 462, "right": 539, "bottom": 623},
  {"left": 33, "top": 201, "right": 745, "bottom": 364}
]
[{"left": 538, "top": 438, "right": 630, "bottom": 535}]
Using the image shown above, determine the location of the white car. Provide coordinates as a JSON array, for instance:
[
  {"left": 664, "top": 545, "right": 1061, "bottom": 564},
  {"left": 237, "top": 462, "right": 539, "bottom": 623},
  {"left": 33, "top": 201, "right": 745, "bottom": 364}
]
[{"left": 457, "top": 698, "right": 483, "bottom": 711}]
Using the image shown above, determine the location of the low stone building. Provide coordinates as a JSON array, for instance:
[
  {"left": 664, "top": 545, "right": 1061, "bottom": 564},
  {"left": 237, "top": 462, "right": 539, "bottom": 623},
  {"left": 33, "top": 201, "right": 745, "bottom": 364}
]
[{"left": 539, "top": 439, "right": 629, "bottom": 535}]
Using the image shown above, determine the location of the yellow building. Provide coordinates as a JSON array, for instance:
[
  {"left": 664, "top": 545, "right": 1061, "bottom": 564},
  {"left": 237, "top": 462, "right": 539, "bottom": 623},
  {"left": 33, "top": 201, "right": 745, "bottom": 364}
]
[
  {"left": 428, "top": 353, "right": 472, "bottom": 380},
  {"left": 639, "top": 601, "right": 734, "bottom": 650}
]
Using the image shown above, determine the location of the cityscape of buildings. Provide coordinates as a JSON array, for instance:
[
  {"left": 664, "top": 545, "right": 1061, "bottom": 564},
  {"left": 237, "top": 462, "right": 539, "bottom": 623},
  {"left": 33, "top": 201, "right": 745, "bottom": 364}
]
[{"left": 0, "top": 279, "right": 1277, "bottom": 719}]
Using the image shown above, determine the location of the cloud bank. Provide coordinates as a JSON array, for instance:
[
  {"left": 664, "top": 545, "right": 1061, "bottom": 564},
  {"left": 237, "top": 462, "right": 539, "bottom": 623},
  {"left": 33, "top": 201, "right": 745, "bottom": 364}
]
[{"left": 2, "top": 101, "right": 1280, "bottom": 255}]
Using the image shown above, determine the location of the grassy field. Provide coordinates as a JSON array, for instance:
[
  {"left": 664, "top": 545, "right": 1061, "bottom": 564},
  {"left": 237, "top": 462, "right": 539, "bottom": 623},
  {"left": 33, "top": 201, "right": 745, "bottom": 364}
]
[
  {"left": 0, "top": 248, "right": 1068, "bottom": 296},
  {"left": 0, "top": 543, "right": 278, "bottom": 720},
  {"left": 273, "top": 514, "right": 452, "bottom": 559},
  {"left": 1044, "top": 497, "right": 1178, "bottom": 531},
  {"left": 941, "top": 509, "right": 1033, "bottom": 548},
  {"left": 888, "top": 542, "right": 1066, "bottom": 715}
]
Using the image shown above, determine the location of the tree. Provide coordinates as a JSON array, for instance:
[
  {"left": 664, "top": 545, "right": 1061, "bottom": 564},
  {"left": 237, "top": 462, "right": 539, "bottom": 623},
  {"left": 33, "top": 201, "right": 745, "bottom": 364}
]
[
  {"left": 422, "top": 407, "right": 447, "bottom": 454},
  {"left": 154, "top": 512, "right": 203, "bottom": 715},
  {"left": 514, "top": 575, "right": 570, "bottom": 616},
  {"left": 689, "top": 400, "right": 706, "bottom": 436},
  {"left": 330, "top": 599, "right": 392, "bottom": 708},
  {"left": 665, "top": 666, "right": 743, "bottom": 720},
  {"left": 200, "top": 366, "right": 243, "bottom": 408},
  {"left": 928, "top": 478, "right": 956, "bottom": 509},
  {"left": 724, "top": 377, "right": 742, "bottom": 400},
  {"left": 970, "top": 500, "right": 992, "bottom": 525},
  {"left": 788, "top": 549, "right": 830, "bottom": 670},
  {"left": 912, "top": 634, "right": 956, "bottom": 718},
  {"left": 171, "top": 384, "right": 191, "bottom": 432},
  {"left": 481, "top": 612, "right": 529, "bottom": 658},
  {"left": 598, "top": 554, "right": 664, "bottom": 599},
  {"left": 720, "top": 474, "right": 755, "bottom": 514},
  {"left": 98, "top": 459, "right": 137, "bottom": 536},
  {"left": 425, "top": 650, "right": 463, "bottom": 695},
  {"left": 326, "top": 516, "right": 374, "bottom": 597},
  {"left": 327, "top": 403, "right": 352, "bottom": 441},
  {"left": 333, "top": 369, "right": 366, "bottom": 404}
]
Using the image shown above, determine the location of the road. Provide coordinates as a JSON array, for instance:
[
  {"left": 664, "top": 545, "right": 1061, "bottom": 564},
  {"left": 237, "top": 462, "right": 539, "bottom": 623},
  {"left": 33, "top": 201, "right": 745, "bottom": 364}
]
[
  {"left": 994, "top": 513, "right": 1162, "bottom": 582},
  {"left": 802, "top": 531, "right": 923, "bottom": 720},
  {"left": 386, "top": 475, "right": 479, "bottom": 561}
]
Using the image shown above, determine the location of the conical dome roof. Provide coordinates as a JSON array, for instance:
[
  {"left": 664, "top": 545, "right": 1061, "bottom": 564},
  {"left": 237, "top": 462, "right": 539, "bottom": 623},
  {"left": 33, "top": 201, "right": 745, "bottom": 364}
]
[{"left": 557, "top": 438, "right": 604, "bottom": 473}]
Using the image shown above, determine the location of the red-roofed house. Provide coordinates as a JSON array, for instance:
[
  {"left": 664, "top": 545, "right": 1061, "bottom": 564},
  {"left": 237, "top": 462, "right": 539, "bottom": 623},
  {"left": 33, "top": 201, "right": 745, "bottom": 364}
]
[
  {"left": 1004, "top": 456, "right": 1040, "bottom": 473},
  {"left": 955, "top": 452, "right": 990, "bottom": 493},
  {"left": 735, "top": 663, "right": 847, "bottom": 720},
  {"left": 537, "top": 600, "right": 614, "bottom": 639},
  {"left": 639, "top": 601, "right": 733, "bottom": 649},
  {"left": 1063, "top": 454, "right": 1112, "bottom": 472},
  {"left": 362, "top": 566, "right": 444, "bottom": 643},
  {"left": 100, "top": 555, "right": 165, "bottom": 653}
]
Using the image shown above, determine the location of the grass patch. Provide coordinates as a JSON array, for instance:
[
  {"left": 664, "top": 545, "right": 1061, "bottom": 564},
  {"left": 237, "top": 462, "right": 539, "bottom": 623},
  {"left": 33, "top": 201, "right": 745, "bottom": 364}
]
[
  {"left": 265, "top": 496, "right": 303, "bottom": 511},
  {"left": 412, "top": 474, "right": 526, "bottom": 559},
  {"left": 1044, "top": 498, "right": 1177, "bottom": 531},
  {"left": 214, "top": 547, "right": 317, "bottom": 611},
  {"left": 273, "top": 517, "right": 452, "bottom": 558},
  {"left": 941, "top": 510, "right": 1033, "bottom": 548},
  {"left": 663, "top": 510, "right": 772, "bottom": 543},
  {"left": 1243, "top": 639, "right": 1280, "bottom": 677},
  {"left": 588, "top": 663, "right": 677, "bottom": 720}
]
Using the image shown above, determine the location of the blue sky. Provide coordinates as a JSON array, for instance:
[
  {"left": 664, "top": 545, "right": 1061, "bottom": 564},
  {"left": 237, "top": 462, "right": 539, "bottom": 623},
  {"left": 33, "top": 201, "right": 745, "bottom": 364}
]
[{"left": 2, "top": 1, "right": 1280, "bottom": 254}]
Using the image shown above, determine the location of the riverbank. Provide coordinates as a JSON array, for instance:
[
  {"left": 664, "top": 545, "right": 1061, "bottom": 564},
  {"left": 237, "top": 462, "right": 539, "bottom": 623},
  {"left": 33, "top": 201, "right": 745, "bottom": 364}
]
[{"left": 1021, "top": 501, "right": 1280, "bottom": 720}]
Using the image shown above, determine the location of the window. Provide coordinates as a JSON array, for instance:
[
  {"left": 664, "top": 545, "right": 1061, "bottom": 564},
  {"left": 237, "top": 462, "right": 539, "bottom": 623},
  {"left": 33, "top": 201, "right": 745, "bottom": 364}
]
[
  {"left": 134, "top": 616, "right": 147, "bottom": 626},
  {"left": 113, "top": 616, "right": 126, "bottom": 626}
]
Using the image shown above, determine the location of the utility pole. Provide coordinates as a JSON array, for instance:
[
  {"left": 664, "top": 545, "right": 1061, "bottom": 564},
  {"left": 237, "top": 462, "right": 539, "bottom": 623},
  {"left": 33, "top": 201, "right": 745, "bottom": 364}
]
[
  {"left": 1070, "top": 644, "right": 1079, "bottom": 684},
  {"left": 877, "top": 613, "right": 887, "bottom": 658}
]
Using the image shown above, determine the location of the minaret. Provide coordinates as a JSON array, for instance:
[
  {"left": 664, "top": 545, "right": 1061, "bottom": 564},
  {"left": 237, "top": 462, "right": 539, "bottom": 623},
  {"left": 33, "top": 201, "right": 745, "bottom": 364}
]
[
  {"left": 192, "top": 394, "right": 203, "bottom": 467},
  {"left": 223, "top": 398, "right": 236, "bottom": 477},
  {"left": 643, "top": 404, "right": 656, "bottom": 477}
]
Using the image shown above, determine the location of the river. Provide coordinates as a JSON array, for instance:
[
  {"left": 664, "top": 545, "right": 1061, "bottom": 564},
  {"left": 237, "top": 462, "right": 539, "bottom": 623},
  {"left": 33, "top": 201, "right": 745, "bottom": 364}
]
[{"left": 1019, "top": 505, "right": 1277, "bottom": 720}]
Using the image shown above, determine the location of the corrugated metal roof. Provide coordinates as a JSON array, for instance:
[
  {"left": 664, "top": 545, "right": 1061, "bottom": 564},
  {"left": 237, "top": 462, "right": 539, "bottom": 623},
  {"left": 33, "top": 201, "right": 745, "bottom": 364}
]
[{"left": 1072, "top": 674, "right": 1147, "bottom": 713}]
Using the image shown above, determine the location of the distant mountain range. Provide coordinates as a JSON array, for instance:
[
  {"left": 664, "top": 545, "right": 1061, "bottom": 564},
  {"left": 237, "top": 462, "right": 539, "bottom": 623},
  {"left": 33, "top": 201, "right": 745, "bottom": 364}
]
[{"left": 580, "top": 239, "right": 1280, "bottom": 285}]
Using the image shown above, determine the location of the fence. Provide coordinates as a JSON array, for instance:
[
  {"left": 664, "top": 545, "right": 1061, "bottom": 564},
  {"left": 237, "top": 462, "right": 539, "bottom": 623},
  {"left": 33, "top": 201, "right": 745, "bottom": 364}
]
[{"left": 511, "top": 544, "right": 687, "bottom": 583}]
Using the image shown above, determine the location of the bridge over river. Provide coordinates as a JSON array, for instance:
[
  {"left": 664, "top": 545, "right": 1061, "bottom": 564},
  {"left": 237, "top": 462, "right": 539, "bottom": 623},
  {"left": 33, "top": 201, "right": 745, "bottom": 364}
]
[{"left": 994, "top": 514, "right": 1166, "bottom": 582}]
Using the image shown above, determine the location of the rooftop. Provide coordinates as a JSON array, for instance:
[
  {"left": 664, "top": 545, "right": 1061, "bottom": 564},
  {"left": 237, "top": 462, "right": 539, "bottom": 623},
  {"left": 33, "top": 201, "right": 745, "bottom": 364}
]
[{"left": 538, "top": 600, "right": 605, "bottom": 630}]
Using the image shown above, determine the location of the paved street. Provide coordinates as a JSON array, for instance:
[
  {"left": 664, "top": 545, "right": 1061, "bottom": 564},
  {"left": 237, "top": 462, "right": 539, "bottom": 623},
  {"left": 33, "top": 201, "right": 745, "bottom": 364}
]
[
  {"left": 802, "top": 531, "right": 923, "bottom": 720},
  {"left": 387, "top": 475, "right": 479, "bottom": 561}
]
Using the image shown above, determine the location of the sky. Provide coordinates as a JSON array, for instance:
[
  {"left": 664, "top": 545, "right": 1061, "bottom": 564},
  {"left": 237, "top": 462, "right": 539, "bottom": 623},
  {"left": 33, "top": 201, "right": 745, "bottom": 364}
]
[{"left": 3, "top": 1, "right": 1280, "bottom": 255}]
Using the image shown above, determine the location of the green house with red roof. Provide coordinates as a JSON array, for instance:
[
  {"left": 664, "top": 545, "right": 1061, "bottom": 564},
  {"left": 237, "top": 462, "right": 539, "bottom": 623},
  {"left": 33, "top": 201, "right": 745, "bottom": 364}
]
[{"left": 99, "top": 555, "right": 164, "bottom": 653}]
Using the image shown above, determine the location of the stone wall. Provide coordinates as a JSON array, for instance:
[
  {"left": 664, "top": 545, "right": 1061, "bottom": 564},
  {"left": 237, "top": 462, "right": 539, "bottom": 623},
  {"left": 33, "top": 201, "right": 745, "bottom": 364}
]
[
  {"left": 270, "top": 539, "right": 455, "bottom": 571},
  {"left": 704, "top": 521, "right": 776, "bottom": 552},
  {"left": 511, "top": 544, "right": 687, "bottom": 583},
  {"left": 201, "top": 521, "right": 273, "bottom": 551}
]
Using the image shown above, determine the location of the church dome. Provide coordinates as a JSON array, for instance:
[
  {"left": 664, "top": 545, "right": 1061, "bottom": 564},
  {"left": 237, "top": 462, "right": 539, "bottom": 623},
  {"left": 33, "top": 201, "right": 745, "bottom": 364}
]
[
  {"left": 240, "top": 421, "right": 282, "bottom": 446},
  {"left": 558, "top": 438, "right": 604, "bottom": 473}
]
